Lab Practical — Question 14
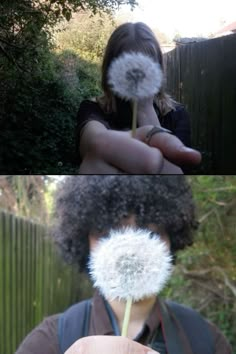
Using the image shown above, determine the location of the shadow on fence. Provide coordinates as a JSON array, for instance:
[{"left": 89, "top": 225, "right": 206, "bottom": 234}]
[
  {"left": 164, "top": 33, "right": 236, "bottom": 174},
  {"left": 0, "top": 210, "right": 93, "bottom": 354}
]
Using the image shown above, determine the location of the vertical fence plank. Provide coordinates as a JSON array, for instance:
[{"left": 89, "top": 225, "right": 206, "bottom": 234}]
[
  {"left": 22, "top": 217, "right": 27, "bottom": 341},
  {"left": 32, "top": 223, "right": 37, "bottom": 329},
  {"left": 5, "top": 212, "right": 11, "bottom": 354},
  {"left": 11, "top": 213, "right": 17, "bottom": 353},
  {"left": 15, "top": 214, "right": 21, "bottom": 348},
  {"left": 29, "top": 221, "right": 33, "bottom": 331},
  {"left": 8, "top": 213, "right": 12, "bottom": 354},
  {"left": 0, "top": 212, "right": 5, "bottom": 354}
]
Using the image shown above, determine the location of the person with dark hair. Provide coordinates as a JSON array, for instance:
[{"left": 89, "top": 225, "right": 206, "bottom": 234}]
[
  {"left": 76, "top": 23, "right": 201, "bottom": 174},
  {"left": 16, "top": 176, "right": 232, "bottom": 354}
]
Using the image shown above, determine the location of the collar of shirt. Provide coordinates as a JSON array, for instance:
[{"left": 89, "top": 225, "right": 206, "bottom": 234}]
[{"left": 88, "top": 289, "right": 161, "bottom": 343}]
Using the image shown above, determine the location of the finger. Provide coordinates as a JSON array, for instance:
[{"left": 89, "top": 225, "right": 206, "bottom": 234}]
[
  {"left": 135, "top": 126, "right": 202, "bottom": 166},
  {"left": 97, "top": 130, "right": 164, "bottom": 174},
  {"left": 161, "top": 159, "right": 183, "bottom": 174},
  {"left": 67, "top": 336, "right": 160, "bottom": 354},
  {"left": 79, "top": 155, "right": 122, "bottom": 174}
]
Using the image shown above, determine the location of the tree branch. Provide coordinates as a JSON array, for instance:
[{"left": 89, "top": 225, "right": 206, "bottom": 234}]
[
  {"left": 0, "top": 36, "right": 23, "bottom": 49},
  {"left": 0, "top": 43, "right": 15, "bottom": 63},
  {"left": 180, "top": 266, "right": 236, "bottom": 298},
  {"left": 197, "top": 294, "right": 214, "bottom": 312},
  {"left": 202, "top": 186, "right": 236, "bottom": 192},
  {"left": 198, "top": 208, "right": 215, "bottom": 223}
]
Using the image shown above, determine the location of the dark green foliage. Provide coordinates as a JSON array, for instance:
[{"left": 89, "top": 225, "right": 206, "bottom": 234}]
[
  {"left": 0, "top": 46, "right": 101, "bottom": 173},
  {"left": 161, "top": 176, "right": 236, "bottom": 349},
  {"left": 0, "top": 176, "right": 48, "bottom": 222}
]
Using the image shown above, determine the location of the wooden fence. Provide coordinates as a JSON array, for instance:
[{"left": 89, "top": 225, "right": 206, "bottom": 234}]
[
  {"left": 164, "top": 33, "right": 236, "bottom": 173},
  {"left": 0, "top": 210, "right": 92, "bottom": 354}
]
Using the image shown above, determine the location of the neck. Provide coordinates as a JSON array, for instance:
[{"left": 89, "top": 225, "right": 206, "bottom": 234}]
[{"left": 107, "top": 296, "right": 157, "bottom": 337}]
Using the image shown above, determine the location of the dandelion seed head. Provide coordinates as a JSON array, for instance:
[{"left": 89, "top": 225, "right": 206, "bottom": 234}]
[
  {"left": 107, "top": 52, "right": 163, "bottom": 101},
  {"left": 88, "top": 227, "right": 172, "bottom": 302}
]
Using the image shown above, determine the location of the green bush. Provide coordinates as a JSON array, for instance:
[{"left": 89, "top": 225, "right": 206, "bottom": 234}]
[
  {"left": 161, "top": 176, "right": 236, "bottom": 349},
  {"left": 1, "top": 46, "right": 101, "bottom": 173}
]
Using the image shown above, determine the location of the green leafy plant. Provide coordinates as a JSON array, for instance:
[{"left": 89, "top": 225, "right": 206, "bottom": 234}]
[{"left": 161, "top": 176, "right": 236, "bottom": 349}]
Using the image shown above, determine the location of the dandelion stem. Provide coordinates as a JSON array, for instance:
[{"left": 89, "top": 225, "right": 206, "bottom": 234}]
[
  {"left": 121, "top": 297, "right": 133, "bottom": 337},
  {"left": 132, "top": 100, "right": 138, "bottom": 138}
]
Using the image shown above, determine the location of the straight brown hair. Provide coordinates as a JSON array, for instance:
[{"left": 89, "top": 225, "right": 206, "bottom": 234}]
[{"left": 96, "top": 22, "right": 177, "bottom": 116}]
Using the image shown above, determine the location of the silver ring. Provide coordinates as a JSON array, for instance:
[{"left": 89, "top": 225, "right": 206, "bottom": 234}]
[{"left": 145, "top": 126, "right": 172, "bottom": 145}]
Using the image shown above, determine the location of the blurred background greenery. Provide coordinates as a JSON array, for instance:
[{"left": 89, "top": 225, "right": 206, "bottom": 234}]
[{"left": 0, "top": 175, "right": 235, "bottom": 352}]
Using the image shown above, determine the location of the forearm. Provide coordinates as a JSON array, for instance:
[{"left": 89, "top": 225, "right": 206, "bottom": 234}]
[{"left": 79, "top": 121, "right": 108, "bottom": 158}]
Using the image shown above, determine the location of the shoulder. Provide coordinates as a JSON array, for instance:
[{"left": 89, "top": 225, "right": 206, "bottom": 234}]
[
  {"left": 77, "top": 99, "right": 111, "bottom": 126},
  {"left": 78, "top": 99, "right": 104, "bottom": 115},
  {"left": 165, "top": 300, "right": 204, "bottom": 322},
  {"left": 166, "top": 300, "right": 211, "bottom": 330},
  {"left": 166, "top": 301, "right": 232, "bottom": 353},
  {"left": 174, "top": 103, "right": 186, "bottom": 112},
  {"left": 167, "top": 103, "right": 189, "bottom": 119},
  {"left": 159, "top": 103, "right": 190, "bottom": 128},
  {"left": 208, "top": 321, "right": 233, "bottom": 354},
  {"left": 15, "top": 314, "right": 60, "bottom": 354},
  {"left": 79, "top": 99, "right": 98, "bottom": 107}
]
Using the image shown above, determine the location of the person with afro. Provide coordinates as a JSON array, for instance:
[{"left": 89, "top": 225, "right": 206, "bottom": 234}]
[{"left": 16, "top": 176, "right": 232, "bottom": 354}]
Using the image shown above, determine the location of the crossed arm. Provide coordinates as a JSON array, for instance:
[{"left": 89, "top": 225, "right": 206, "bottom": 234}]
[{"left": 78, "top": 121, "right": 201, "bottom": 174}]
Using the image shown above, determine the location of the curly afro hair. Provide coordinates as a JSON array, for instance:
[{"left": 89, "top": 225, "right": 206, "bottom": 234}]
[{"left": 52, "top": 175, "right": 198, "bottom": 272}]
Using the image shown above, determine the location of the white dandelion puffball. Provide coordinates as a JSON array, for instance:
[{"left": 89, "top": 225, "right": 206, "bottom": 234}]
[
  {"left": 88, "top": 227, "right": 172, "bottom": 302},
  {"left": 107, "top": 52, "right": 163, "bottom": 101}
]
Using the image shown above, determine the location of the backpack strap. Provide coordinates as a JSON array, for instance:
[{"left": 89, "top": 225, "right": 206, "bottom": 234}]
[
  {"left": 58, "top": 298, "right": 214, "bottom": 354},
  {"left": 58, "top": 299, "right": 91, "bottom": 354},
  {"left": 149, "top": 300, "right": 186, "bottom": 354},
  {"left": 150, "top": 301, "right": 214, "bottom": 354},
  {"left": 165, "top": 301, "right": 214, "bottom": 354}
]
